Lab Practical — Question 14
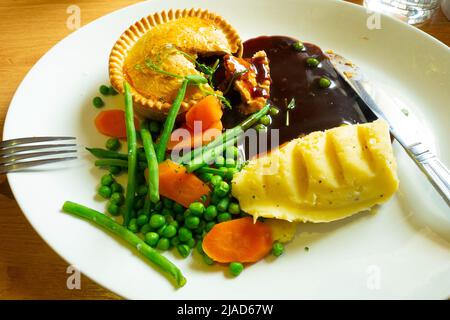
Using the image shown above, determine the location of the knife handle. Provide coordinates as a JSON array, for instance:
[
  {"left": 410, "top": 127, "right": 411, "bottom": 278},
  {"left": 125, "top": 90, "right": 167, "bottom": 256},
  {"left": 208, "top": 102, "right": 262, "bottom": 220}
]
[{"left": 407, "top": 142, "right": 450, "bottom": 206}]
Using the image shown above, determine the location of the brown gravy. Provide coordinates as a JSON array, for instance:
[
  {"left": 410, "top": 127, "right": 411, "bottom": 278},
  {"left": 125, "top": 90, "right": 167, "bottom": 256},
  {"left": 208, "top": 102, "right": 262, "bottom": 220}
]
[{"left": 221, "top": 36, "right": 376, "bottom": 152}]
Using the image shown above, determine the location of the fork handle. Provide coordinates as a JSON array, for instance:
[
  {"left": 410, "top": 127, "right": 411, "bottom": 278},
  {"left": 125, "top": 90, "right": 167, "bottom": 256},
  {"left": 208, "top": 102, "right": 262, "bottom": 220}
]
[{"left": 406, "top": 142, "right": 450, "bottom": 207}]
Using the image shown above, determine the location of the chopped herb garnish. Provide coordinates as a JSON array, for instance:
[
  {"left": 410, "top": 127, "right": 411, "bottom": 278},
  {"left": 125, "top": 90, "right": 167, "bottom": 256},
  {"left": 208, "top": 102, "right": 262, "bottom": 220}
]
[
  {"left": 223, "top": 69, "right": 248, "bottom": 95},
  {"left": 287, "top": 98, "right": 296, "bottom": 110},
  {"left": 144, "top": 58, "right": 183, "bottom": 79}
]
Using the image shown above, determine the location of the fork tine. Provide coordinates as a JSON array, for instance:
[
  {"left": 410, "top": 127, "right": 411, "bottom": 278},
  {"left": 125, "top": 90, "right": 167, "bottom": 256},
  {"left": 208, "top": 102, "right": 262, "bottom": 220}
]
[
  {"left": 0, "top": 149, "right": 77, "bottom": 165},
  {"left": 0, "top": 143, "right": 77, "bottom": 156},
  {"left": 0, "top": 156, "right": 78, "bottom": 174},
  {"left": 0, "top": 136, "right": 76, "bottom": 149}
]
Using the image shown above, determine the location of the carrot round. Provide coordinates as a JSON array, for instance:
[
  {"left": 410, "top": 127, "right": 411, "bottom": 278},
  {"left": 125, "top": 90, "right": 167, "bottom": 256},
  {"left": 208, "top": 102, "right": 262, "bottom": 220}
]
[
  {"left": 202, "top": 217, "right": 273, "bottom": 263},
  {"left": 185, "top": 95, "right": 223, "bottom": 131},
  {"left": 94, "top": 109, "right": 140, "bottom": 138},
  {"left": 167, "top": 121, "right": 223, "bottom": 151},
  {"left": 150, "top": 160, "right": 210, "bottom": 207}
]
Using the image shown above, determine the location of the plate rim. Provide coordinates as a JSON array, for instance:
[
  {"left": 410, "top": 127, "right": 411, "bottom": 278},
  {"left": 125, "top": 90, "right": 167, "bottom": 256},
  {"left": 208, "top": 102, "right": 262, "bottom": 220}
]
[{"left": 3, "top": 0, "right": 450, "bottom": 299}]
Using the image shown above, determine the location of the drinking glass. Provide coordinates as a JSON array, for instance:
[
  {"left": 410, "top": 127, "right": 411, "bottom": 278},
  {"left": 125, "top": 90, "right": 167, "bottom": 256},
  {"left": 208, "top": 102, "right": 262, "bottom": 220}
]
[{"left": 364, "top": 0, "right": 442, "bottom": 24}]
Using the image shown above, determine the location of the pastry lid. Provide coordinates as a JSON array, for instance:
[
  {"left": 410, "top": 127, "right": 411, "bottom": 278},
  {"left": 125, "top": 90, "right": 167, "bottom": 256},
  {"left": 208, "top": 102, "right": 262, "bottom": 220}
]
[{"left": 109, "top": 8, "right": 242, "bottom": 119}]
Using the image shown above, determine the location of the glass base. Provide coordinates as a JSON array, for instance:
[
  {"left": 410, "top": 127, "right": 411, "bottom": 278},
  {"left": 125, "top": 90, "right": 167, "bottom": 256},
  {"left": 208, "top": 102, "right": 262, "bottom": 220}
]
[{"left": 364, "top": 0, "right": 440, "bottom": 25}]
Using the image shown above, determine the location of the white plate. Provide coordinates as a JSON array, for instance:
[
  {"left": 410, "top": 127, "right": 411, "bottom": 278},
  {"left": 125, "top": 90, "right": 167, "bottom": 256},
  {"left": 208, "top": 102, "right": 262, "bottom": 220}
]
[{"left": 4, "top": 0, "right": 450, "bottom": 299}]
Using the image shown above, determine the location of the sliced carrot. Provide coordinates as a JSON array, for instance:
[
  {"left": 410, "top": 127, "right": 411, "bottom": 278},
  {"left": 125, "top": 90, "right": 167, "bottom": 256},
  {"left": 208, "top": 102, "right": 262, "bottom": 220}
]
[
  {"left": 149, "top": 160, "right": 210, "bottom": 207},
  {"left": 202, "top": 217, "right": 273, "bottom": 263},
  {"left": 94, "top": 110, "right": 140, "bottom": 138},
  {"left": 167, "top": 121, "right": 223, "bottom": 151},
  {"left": 185, "top": 95, "right": 223, "bottom": 131}
]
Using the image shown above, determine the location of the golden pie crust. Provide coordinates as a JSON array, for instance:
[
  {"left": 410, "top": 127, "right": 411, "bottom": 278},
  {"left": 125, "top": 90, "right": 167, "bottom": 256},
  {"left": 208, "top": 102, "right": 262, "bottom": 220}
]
[{"left": 109, "top": 8, "right": 242, "bottom": 119}]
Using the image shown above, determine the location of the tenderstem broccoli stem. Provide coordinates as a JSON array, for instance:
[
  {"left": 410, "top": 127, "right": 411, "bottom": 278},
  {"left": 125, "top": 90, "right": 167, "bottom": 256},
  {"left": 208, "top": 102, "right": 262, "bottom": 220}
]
[
  {"left": 123, "top": 81, "right": 137, "bottom": 226},
  {"left": 141, "top": 121, "right": 160, "bottom": 203}
]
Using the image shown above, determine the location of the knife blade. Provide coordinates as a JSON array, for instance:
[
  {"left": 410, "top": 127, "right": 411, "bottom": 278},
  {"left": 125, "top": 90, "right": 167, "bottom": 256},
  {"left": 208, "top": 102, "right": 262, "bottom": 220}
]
[{"left": 329, "top": 52, "right": 450, "bottom": 207}]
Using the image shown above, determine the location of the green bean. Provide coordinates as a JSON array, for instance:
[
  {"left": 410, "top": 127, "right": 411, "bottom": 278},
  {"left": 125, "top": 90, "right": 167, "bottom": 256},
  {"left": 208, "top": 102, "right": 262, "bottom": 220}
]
[
  {"left": 123, "top": 82, "right": 138, "bottom": 226},
  {"left": 95, "top": 159, "right": 129, "bottom": 168},
  {"left": 156, "top": 78, "right": 189, "bottom": 163},
  {"left": 141, "top": 121, "right": 160, "bottom": 203},
  {"left": 182, "top": 105, "right": 270, "bottom": 167},
  {"left": 86, "top": 147, "right": 128, "bottom": 160},
  {"left": 62, "top": 201, "right": 186, "bottom": 288}
]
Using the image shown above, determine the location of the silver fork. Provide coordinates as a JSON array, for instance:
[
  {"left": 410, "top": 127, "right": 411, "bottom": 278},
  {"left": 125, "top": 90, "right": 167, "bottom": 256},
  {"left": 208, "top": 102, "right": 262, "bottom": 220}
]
[{"left": 0, "top": 136, "right": 78, "bottom": 174}]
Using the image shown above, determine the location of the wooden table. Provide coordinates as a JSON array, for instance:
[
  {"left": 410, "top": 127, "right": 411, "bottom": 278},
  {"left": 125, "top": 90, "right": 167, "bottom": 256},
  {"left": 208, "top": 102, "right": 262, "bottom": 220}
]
[{"left": 0, "top": 0, "right": 448, "bottom": 300}]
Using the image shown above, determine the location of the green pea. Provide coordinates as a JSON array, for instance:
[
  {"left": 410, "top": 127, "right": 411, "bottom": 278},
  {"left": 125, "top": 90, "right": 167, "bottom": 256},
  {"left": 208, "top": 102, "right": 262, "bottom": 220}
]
[
  {"left": 292, "top": 41, "right": 305, "bottom": 52},
  {"left": 127, "top": 218, "right": 138, "bottom": 233},
  {"left": 162, "top": 225, "right": 177, "bottom": 238},
  {"left": 183, "top": 209, "right": 192, "bottom": 218},
  {"left": 225, "top": 158, "right": 236, "bottom": 168},
  {"left": 156, "top": 225, "right": 167, "bottom": 236},
  {"left": 170, "top": 236, "right": 180, "bottom": 247},
  {"left": 210, "top": 175, "right": 223, "bottom": 187},
  {"left": 185, "top": 216, "right": 200, "bottom": 229},
  {"left": 92, "top": 96, "right": 104, "bottom": 108},
  {"left": 144, "top": 232, "right": 159, "bottom": 247},
  {"left": 105, "top": 138, "right": 121, "bottom": 151},
  {"left": 178, "top": 227, "right": 193, "bottom": 242},
  {"left": 108, "top": 86, "right": 118, "bottom": 95},
  {"left": 186, "top": 238, "right": 196, "bottom": 248},
  {"left": 319, "top": 77, "right": 332, "bottom": 88},
  {"left": 162, "top": 198, "right": 174, "bottom": 209},
  {"left": 203, "top": 254, "right": 215, "bottom": 265},
  {"left": 215, "top": 155, "right": 225, "bottom": 167},
  {"left": 205, "top": 221, "right": 216, "bottom": 232},
  {"left": 156, "top": 238, "right": 170, "bottom": 251},
  {"left": 254, "top": 123, "right": 267, "bottom": 132},
  {"left": 306, "top": 57, "right": 320, "bottom": 67},
  {"left": 100, "top": 174, "right": 114, "bottom": 186},
  {"left": 210, "top": 194, "right": 221, "bottom": 205},
  {"left": 99, "top": 85, "right": 110, "bottom": 95},
  {"left": 199, "top": 172, "right": 213, "bottom": 182},
  {"left": 229, "top": 262, "right": 244, "bottom": 276},
  {"left": 259, "top": 115, "right": 272, "bottom": 126},
  {"left": 272, "top": 241, "right": 284, "bottom": 257},
  {"left": 217, "top": 197, "right": 230, "bottom": 213},
  {"left": 269, "top": 106, "right": 280, "bottom": 116},
  {"left": 189, "top": 202, "right": 205, "bottom": 216},
  {"left": 214, "top": 181, "right": 230, "bottom": 198},
  {"left": 136, "top": 214, "right": 149, "bottom": 227},
  {"left": 110, "top": 192, "right": 124, "bottom": 206},
  {"left": 109, "top": 166, "right": 122, "bottom": 175},
  {"left": 194, "top": 220, "right": 205, "bottom": 233},
  {"left": 149, "top": 214, "right": 166, "bottom": 229},
  {"left": 110, "top": 182, "right": 123, "bottom": 193},
  {"left": 137, "top": 208, "right": 148, "bottom": 217},
  {"left": 217, "top": 212, "right": 232, "bottom": 223},
  {"left": 224, "top": 168, "right": 238, "bottom": 181},
  {"left": 149, "top": 121, "right": 161, "bottom": 134},
  {"left": 228, "top": 202, "right": 240, "bottom": 215},
  {"left": 98, "top": 185, "right": 112, "bottom": 199},
  {"left": 196, "top": 241, "right": 204, "bottom": 255},
  {"left": 204, "top": 205, "right": 218, "bottom": 221},
  {"left": 173, "top": 203, "right": 185, "bottom": 215},
  {"left": 161, "top": 208, "right": 172, "bottom": 217},
  {"left": 107, "top": 202, "right": 120, "bottom": 216},
  {"left": 176, "top": 244, "right": 191, "bottom": 258},
  {"left": 140, "top": 223, "right": 152, "bottom": 234},
  {"left": 169, "top": 220, "right": 179, "bottom": 229}
]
